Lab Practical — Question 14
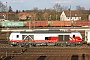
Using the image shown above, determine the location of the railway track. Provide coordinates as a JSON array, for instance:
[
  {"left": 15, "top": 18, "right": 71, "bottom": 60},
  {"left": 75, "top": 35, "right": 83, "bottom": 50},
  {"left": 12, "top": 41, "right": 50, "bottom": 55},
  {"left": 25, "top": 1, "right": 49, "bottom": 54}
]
[
  {"left": 0, "top": 54, "right": 90, "bottom": 60},
  {"left": 0, "top": 44, "right": 90, "bottom": 54},
  {"left": 0, "top": 55, "right": 73, "bottom": 60},
  {"left": 0, "top": 29, "right": 88, "bottom": 60},
  {"left": 0, "top": 44, "right": 90, "bottom": 60}
]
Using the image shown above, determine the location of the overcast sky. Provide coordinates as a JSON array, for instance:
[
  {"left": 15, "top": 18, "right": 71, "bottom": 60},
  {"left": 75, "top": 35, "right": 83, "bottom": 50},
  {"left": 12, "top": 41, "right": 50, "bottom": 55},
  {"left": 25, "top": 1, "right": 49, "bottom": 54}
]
[{"left": 0, "top": 0, "right": 90, "bottom": 11}]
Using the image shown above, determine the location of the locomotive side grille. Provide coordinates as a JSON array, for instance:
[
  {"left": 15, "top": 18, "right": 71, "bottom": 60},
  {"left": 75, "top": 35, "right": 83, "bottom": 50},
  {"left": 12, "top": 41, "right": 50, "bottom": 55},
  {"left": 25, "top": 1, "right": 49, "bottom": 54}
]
[
  {"left": 58, "top": 35, "right": 69, "bottom": 41},
  {"left": 64, "top": 35, "right": 69, "bottom": 41},
  {"left": 58, "top": 35, "right": 63, "bottom": 41}
]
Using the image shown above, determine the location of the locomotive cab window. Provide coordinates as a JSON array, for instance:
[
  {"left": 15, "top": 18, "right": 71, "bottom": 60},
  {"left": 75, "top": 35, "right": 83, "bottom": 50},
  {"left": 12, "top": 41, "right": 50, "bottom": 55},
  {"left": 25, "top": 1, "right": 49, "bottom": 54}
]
[
  {"left": 73, "top": 35, "right": 75, "bottom": 38},
  {"left": 16, "top": 35, "right": 19, "bottom": 38}
]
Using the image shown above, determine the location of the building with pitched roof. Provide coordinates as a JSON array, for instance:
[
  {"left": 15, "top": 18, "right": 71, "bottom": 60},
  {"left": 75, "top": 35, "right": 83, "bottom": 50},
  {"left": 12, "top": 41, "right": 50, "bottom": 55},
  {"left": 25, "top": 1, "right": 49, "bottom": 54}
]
[{"left": 60, "top": 10, "right": 81, "bottom": 21}]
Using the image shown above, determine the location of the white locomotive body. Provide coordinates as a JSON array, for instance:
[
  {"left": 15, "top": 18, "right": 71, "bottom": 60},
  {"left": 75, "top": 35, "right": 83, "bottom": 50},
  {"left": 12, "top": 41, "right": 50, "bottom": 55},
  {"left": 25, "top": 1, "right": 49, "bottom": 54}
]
[{"left": 9, "top": 30, "right": 82, "bottom": 46}]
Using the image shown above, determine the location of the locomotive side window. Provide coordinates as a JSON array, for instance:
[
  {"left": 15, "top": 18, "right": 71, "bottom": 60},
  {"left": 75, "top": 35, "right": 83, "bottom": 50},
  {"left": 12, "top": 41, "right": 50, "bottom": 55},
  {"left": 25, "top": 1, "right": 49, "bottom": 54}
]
[
  {"left": 17, "top": 35, "right": 19, "bottom": 38},
  {"left": 29, "top": 35, "right": 34, "bottom": 40},
  {"left": 45, "top": 37, "right": 48, "bottom": 40},
  {"left": 22, "top": 35, "right": 34, "bottom": 40},
  {"left": 22, "top": 35, "right": 26, "bottom": 40},
  {"left": 73, "top": 35, "right": 75, "bottom": 38}
]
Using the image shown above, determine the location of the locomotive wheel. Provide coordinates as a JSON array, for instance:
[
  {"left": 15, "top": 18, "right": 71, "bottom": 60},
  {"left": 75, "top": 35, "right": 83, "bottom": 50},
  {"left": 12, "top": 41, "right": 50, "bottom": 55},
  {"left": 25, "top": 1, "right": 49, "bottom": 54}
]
[
  {"left": 10, "top": 44, "right": 14, "bottom": 47},
  {"left": 56, "top": 43, "right": 60, "bottom": 46},
  {"left": 61, "top": 43, "right": 66, "bottom": 47},
  {"left": 19, "top": 45, "right": 24, "bottom": 47},
  {"left": 71, "top": 43, "right": 76, "bottom": 47},
  {"left": 32, "top": 44, "right": 36, "bottom": 47}
]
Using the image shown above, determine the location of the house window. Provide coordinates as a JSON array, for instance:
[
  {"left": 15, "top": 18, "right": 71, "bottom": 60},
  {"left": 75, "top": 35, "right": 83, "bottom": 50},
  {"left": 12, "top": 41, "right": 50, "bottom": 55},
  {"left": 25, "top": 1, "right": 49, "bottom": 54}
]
[
  {"left": 68, "top": 17, "right": 69, "bottom": 19},
  {"left": 71, "top": 17, "right": 72, "bottom": 19},
  {"left": 17, "top": 35, "right": 19, "bottom": 38},
  {"left": 75, "top": 14, "right": 77, "bottom": 16},
  {"left": 75, "top": 17, "right": 76, "bottom": 19}
]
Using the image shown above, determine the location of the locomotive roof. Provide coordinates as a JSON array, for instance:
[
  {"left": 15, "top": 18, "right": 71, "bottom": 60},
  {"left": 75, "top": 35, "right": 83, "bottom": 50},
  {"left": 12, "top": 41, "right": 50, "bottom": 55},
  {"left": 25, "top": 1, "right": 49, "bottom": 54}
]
[{"left": 20, "top": 30, "right": 71, "bottom": 33}]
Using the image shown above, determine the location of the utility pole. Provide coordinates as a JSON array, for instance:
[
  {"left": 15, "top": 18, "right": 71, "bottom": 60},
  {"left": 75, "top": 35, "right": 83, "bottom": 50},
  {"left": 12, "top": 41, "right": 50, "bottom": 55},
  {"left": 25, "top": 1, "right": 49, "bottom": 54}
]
[
  {"left": 6, "top": 2, "right": 8, "bottom": 20},
  {"left": 6, "top": 2, "right": 9, "bottom": 43},
  {"left": 29, "top": 16, "right": 31, "bottom": 29},
  {"left": 70, "top": 5, "right": 71, "bottom": 21},
  {"left": 70, "top": 5, "right": 73, "bottom": 27}
]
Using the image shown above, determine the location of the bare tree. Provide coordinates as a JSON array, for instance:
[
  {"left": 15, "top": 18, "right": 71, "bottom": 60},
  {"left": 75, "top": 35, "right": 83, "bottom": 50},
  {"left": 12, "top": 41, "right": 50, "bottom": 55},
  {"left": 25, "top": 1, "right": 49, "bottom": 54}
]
[
  {"left": 33, "top": 7, "right": 38, "bottom": 13},
  {"left": 62, "top": 6, "right": 68, "bottom": 11},
  {"left": 53, "top": 3, "right": 62, "bottom": 12},
  {"left": 0, "top": 1, "right": 7, "bottom": 12},
  {"left": 53, "top": 3, "right": 68, "bottom": 12},
  {"left": 76, "top": 5, "right": 85, "bottom": 10}
]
